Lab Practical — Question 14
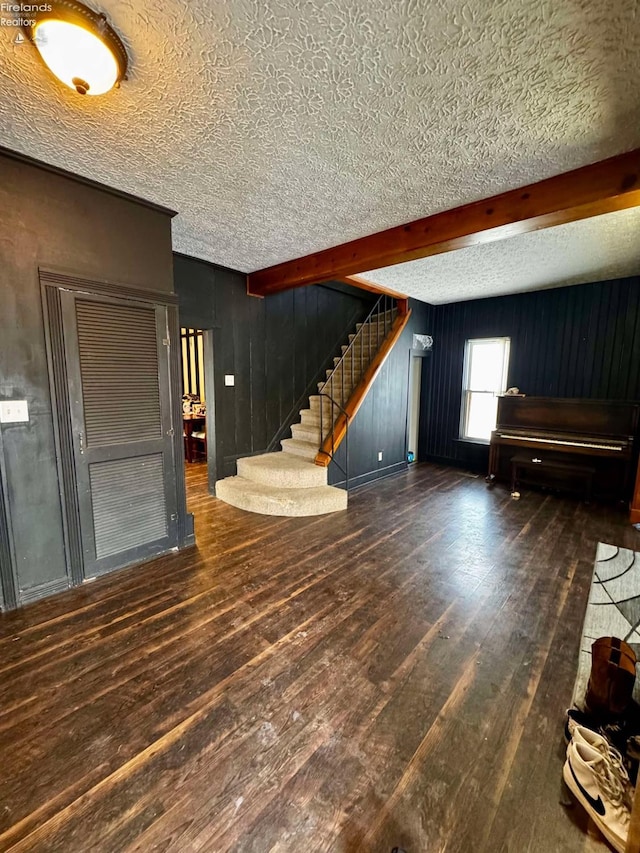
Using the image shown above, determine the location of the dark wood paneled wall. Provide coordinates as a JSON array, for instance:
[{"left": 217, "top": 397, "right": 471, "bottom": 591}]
[
  {"left": 329, "top": 301, "right": 433, "bottom": 487},
  {"left": 174, "top": 255, "right": 376, "bottom": 480},
  {"left": 0, "top": 151, "right": 176, "bottom": 607},
  {"left": 421, "top": 276, "right": 640, "bottom": 471}
]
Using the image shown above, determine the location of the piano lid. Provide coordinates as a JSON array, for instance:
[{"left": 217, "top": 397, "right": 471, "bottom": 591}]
[{"left": 496, "top": 397, "right": 639, "bottom": 438}]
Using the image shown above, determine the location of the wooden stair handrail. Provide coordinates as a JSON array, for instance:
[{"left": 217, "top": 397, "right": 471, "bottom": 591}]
[{"left": 314, "top": 306, "right": 412, "bottom": 467}]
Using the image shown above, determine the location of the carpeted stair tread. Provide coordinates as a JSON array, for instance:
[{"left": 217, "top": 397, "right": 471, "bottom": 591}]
[
  {"left": 237, "top": 452, "right": 327, "bottom": 488},
  {"left": 308, "top": 395, "right": 333, "bottom": 410},
  {"left": 280, "top": 438, "right": 319, "bottom": 459},
  {"left": 300, "top": 408, "right": 322, "bottom": 426},
  {"left": 215, "top": 477, "right": 347, "bottom": 516},
  {"left": 290, "top": 423, "right": 321, "bottom": 443}
]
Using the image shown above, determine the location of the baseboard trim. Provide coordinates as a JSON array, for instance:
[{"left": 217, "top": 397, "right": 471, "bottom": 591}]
[
  {"left": 332, "top": 460, "right": 408, "bottom": 490},
  {"left": 19, "top": 577, "right": 70, "bottom": 606}
]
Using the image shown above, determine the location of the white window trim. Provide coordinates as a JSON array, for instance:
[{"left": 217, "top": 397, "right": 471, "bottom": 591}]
[{"left": 459, "top": 337, "right": 511, "bottom": 444}]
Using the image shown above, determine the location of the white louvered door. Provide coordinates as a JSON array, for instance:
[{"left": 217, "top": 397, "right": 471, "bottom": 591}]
[{"left": 61, "top": 291, "right": 178, "bottom": 578}]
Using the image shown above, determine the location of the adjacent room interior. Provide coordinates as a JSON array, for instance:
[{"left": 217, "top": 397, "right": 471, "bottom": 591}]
[{"left": 1, "top": 1, "right": 640, "bottom": 851}]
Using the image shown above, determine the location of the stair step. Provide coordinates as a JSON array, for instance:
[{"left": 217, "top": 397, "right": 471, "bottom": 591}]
[
  {"left": 308, "top": 395, "right": 334, "bottom": 412},
  {"left": 355, "top": 313, "right": 396, "bottom": 331},
  {"left": 300, "top": 408, "right": 323, "bottom": 428},
  {"left": 215, "top": 477, "right": 347, "bottom": 517},
  {"left": 319, "top": 375, "right": 354, "bottom": 389},
  {"left": 236, "top": 452, "right": 327, "bottom": 488},
  {"left": 280, "top": 438, "right": 319, "bottom": 460},
  {"left": 331, "top": 359, "right": 365, "bottom": 378},
  {"left": 326, "top": 367, "right": 362, "bottom": 383},
  {"left": 348, "top": 333, "right": 384, "bottom": 345},
  {"left": 317, "top": 381, "right": 350, "bottom": 401},
  {"left": 333, "top": 354, "right": 362, "bottom": 365},
  {"left": 340, "top": 345, "right": 372, "bottom": 357},
  {"left": 290, "top": 422, "right": 321, "bottom": 444},
  {"left": 300, "top": 407, "right": 340, "bottom": 427}
]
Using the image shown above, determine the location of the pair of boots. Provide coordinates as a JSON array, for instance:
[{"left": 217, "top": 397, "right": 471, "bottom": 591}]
[{"left": 586, "top": 637, "right": 637, "bottom": 719}]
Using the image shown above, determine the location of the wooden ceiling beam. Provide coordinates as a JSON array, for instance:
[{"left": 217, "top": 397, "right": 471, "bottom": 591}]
[
  {"left": 338, "top": 274, "right": 408, "bottom": 300},
  {"left": 247, "top": 149, "right": 640, "bottom": 297}
]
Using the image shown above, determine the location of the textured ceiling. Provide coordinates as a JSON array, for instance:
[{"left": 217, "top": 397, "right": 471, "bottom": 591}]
[
  {"left": 364, "top": 207, "right": 640, "bottom": 304},
  {"left": 0, "top": 0, "right": 639, "bottom": 295}
]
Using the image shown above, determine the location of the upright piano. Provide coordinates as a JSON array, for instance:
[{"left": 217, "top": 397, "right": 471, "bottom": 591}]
[{"left": 488, "top": 397, "right": 639, "bottom": 502}]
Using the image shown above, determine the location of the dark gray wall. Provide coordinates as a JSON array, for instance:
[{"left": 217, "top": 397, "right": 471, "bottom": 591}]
[
  {"left": 0, "top": 151, "right": 175, "bottom": 606},
  {"left": 421, "top": 276, "right": 640, "bottom": 472},
  {"left": 174, "top": 254, "right": 376, "bottom": 479}
]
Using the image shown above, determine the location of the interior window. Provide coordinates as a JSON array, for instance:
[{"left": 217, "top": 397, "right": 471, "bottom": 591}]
[{"left": 460, "top": 337, "right": 510, "bottom": 442}]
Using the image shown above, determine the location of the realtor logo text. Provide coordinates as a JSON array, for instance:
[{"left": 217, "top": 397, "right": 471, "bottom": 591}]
[{"left": 1, "top": 3, "right": 52, "bottom": 9}]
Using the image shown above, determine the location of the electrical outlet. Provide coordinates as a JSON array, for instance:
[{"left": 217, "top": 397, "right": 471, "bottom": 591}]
[
  {"left": 378, "top": 451, "right": 383, "bottom": 461},
  {"left": 224, "top": 374, "right": 235, "bottom": 386},
  {"left": 0, "top": 400, "right": 29, "bottom": 423}
]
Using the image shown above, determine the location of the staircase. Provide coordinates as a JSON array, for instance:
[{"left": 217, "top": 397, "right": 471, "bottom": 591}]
[{"left": 215, "top": 299, "right": 403, "bottom": 516}]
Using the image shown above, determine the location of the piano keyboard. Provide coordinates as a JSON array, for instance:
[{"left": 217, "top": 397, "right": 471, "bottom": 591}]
[{"left": 498, "top": 433, "right": 623, "bottom": 452}]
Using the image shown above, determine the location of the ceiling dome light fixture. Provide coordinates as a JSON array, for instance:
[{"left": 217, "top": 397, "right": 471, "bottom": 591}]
[{"left": 23, "top": 0, "right": 128, "bottom": 95}]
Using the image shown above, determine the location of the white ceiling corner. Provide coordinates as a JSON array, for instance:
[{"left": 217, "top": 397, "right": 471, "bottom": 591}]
[{"left": 0, "top": 0, "right": 639, "bottom": 301}]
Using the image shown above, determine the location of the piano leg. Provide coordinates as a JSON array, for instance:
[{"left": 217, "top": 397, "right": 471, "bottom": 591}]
[
  {"left": 486, "top": 441, "right": 498, "bottom": 488},
  {"left": 510, "top": 460, "right": 521, "bottom": 499}
]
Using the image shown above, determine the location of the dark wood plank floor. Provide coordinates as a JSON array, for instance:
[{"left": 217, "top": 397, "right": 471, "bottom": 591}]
[{"left": 1, "top": 462, "right": 639, "bottom": 853}]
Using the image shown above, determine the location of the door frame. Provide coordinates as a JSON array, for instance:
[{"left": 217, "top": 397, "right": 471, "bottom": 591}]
[
  {"left": 202, "top": 329, "right": 218, "bottom": 494},
  {"left": 41, "top": 269, "right": 193, "bottom": 587},
  {"left": 407, "top": 354, "right": 422, "bottom": 463},
  {"left": 0, "top": 428, "right": 18, "bottom": 610},
  {"left": 178, "top": 326, "right": 218, "bottom": 495}
]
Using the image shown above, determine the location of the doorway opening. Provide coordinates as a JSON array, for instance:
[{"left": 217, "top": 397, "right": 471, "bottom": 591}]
[
  {"left": 181, "top": 328, "right": 216, "bottom": 502},
  {"left": 407, "top": 355, "right": 422, "bottom": 463}
]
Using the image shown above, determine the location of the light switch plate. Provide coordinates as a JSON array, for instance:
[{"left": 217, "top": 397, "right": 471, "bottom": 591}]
[
  {"left": 224, "top": 375, "right": 235, "bottom": 387},
  {"left": 378, "top": 451, "right": 383, "bottom": 461},
  {"left": 0, "top": 400, "right": 29, "bottom": 423}
]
